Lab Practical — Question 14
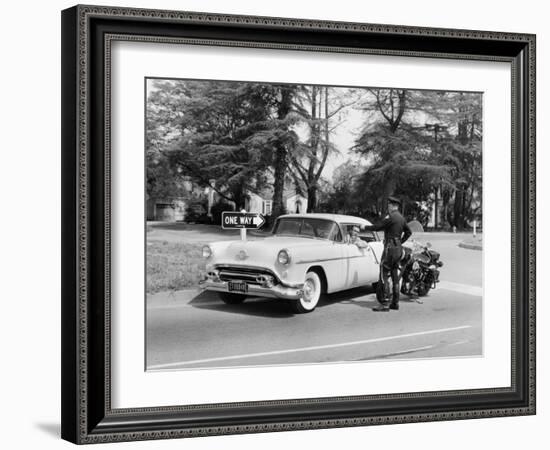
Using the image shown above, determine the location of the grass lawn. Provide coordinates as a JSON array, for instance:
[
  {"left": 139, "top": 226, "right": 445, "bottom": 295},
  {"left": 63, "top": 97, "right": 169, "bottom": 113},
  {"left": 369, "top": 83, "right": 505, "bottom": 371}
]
[
  {"left": 147, "top": 240, "right": 206, "bottom": 294},
  {"left": 146, "top": 223, "right": 268, "bottom": 294}
]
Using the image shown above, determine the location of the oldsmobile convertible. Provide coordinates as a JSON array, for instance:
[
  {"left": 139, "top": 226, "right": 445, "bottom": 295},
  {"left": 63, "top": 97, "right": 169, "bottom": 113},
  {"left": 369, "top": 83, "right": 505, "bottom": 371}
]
[{"left": 199, "top": 213, "right": 384, "bottom": 313}]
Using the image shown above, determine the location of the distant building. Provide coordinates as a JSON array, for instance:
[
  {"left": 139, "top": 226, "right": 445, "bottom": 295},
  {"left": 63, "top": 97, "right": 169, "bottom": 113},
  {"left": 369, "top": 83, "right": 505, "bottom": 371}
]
[
  {"left": 147, "top": 177, "right": 307, "bottom": 223},
  {"left": 245, "top": 185, "right": 307, "bottom": 216},
  {"left": 146, "top": 176, "right": 202, "bottom": 222},
  {"left": 146, "top": 197, "right": 186, "bottom": 222}
]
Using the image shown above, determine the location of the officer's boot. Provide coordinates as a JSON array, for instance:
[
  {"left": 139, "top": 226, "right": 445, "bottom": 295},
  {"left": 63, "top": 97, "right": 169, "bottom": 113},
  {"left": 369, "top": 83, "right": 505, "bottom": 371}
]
[
  {"left": 373, "top": 303, "right": 390, "bottom": 312},
  {"left": 373, "top": 274, "right": 391, "bottom": 311},
  {"left": 390, "top": 279, "right": 400, "bottom": 310}
]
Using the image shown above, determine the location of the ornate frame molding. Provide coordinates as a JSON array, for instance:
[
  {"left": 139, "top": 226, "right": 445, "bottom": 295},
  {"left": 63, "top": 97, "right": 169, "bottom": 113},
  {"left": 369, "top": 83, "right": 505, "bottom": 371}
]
[{"left": 62, "top": 5, "right": 536, "bottom": 444}]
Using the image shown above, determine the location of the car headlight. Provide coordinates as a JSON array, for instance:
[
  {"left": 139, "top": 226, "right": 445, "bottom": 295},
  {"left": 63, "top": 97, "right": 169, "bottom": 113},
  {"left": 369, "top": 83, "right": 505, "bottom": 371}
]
[
  {"left": 202, "top": 245, "right": 212, "bottom": 259},
  {"left": 277, "top": 249, "right": 291, "bottom": 265}
]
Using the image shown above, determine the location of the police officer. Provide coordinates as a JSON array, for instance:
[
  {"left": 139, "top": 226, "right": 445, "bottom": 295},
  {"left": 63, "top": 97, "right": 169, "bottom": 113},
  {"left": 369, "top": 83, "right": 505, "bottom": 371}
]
[{"left": 363, "top": 196, "right": 412, "bottom": 311}]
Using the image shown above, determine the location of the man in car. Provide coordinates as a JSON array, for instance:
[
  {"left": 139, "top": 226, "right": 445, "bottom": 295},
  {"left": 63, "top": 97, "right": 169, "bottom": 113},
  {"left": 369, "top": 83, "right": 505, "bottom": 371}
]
[
  {"left": 347, "top": 225, "right": 368, "bottom": 249},
  {"left": 362, "top": 196, "right": 412, "bottom": 311}
]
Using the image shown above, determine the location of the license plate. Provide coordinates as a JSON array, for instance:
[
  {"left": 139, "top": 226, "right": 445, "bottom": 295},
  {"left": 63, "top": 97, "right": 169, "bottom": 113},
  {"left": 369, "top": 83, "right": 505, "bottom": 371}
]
[{"left": 228, "top": 281, "right": 248, "bottom": 293}]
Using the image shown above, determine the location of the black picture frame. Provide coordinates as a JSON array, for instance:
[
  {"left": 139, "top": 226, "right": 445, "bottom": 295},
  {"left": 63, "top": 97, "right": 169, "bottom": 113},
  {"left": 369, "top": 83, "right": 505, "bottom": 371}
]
[{"left": 61, "top": 4, "right": 536, "bottom": 444}]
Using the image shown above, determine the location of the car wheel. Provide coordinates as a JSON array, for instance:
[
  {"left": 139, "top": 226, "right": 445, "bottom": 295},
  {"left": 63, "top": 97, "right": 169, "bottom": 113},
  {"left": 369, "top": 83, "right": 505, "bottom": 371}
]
[
  {"left": 219, "top": 292, "right": 246, "bottom": 304},
  {"left": 291, "top": 271, "right": 322, "bottom": 313}
]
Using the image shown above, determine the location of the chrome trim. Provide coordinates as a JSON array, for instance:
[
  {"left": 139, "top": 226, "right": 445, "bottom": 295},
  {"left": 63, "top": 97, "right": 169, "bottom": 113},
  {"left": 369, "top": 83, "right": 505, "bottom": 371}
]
[
  {"left": 219, "top": 270, "right": 260, "bottom": 279},
  {"left": 277, "top": 248, "right": 291, "bottom": 265},
  {"left": 296, "top": 254, "right": 368, "bottom": 264},
  {"left": 199, "top": 279, "right": 304, "bottom": 300},
  {"left": 213, "top": 264, "right": 277, "bottom": 274},
  {"left": 213, "top": 265, "right": 287, "bottom": 287}
]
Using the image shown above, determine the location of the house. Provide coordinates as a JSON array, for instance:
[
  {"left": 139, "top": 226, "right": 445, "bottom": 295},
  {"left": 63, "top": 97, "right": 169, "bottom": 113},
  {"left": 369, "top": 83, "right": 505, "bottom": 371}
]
[
  {"left": 146, "top": 197, "right": 188, "bottom": 222},
  {"left": 245, "top": 185, "right": 307, "bottom": 216},
  {"left": 147, "top": 176, "right": 307, "bottom": 222},
  {"left": 146, "top": 177, "right": 207, "bottom": 222}
]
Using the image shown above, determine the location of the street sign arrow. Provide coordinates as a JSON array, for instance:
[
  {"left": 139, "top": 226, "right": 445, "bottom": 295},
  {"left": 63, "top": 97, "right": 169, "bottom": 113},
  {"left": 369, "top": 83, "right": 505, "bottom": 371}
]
[
  {"left": 252, "top": 214, "right": 266, "bottom": 228},
  {"left": 221, "top": 211, "right": 266, "bottom": 230}
]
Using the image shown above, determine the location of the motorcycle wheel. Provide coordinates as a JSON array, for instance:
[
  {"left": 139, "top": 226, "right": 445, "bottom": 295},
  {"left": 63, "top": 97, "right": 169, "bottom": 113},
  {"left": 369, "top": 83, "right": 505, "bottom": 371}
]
[
  {"left": 374, "top": 282, "right": 385, "bottom": 303},
  {"left": 417, "top": 283, "right": 431, "bottom": 297}
]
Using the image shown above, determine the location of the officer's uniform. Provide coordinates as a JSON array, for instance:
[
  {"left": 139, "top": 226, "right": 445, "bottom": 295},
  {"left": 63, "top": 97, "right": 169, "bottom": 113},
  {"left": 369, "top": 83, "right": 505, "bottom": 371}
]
[{"left": 363, "top": 197, "right": 412, "bottom": 311}]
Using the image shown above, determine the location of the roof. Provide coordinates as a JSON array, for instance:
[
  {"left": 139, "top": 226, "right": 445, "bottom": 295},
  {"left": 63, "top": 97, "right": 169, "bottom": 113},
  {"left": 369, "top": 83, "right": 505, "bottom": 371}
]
[
  {"left": 278, "top": 213, "right": 372, "bottom": 226},
  {"left": 249, "top": 188, "right": 305, "bottom": 202}
]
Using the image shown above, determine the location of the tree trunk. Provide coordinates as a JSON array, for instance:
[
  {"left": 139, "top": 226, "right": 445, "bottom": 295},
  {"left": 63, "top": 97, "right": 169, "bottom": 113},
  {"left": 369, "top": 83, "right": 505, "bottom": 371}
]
[
  {"left": 272, "top": 88, "right": 293, "bottom": 218},
  {"left": 453, "top": 186, "right": 465, "bottom": 229},
  {"left": 272, "top": 144, "right": 287, "bottom": 217},
  {"left": 306, "top": 86, "right": 319, "bottom": 213},
  {"left": 232, "top": 180, "right": 247, "bottom": 211},
  {"left": 307, "top": 186, "right": 317, "bottom": 213},
  {"left": 382, "top": 173, "right": 396, "bottom": 212}
]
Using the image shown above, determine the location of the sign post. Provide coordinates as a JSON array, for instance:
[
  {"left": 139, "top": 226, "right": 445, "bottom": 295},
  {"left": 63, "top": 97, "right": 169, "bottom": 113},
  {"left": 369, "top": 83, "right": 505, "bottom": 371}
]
[
  {"left": 221, "top": 211, "right": 267, "bottom": 241},
  {"left": 240, "top": 209, "right": 247, "bottom": 241}
]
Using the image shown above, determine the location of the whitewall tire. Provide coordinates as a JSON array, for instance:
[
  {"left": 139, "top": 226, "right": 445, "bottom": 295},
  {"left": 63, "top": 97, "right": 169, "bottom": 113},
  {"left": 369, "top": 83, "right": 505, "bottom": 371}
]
[{"left": 291, "top": 271, "right": 322, "bottom": 313}]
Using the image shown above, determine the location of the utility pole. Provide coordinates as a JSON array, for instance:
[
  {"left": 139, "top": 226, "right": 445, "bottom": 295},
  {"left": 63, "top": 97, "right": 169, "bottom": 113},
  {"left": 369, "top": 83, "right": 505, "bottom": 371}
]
[{"left": 426, "top": 123, "right": 448, "bottom": 229}]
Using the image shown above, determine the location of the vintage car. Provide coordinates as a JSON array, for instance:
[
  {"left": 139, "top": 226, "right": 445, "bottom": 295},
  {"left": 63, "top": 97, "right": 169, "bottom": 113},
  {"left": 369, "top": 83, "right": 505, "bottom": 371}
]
[{"left": 199, "top": 213, "right": 384, "bottom": 313}]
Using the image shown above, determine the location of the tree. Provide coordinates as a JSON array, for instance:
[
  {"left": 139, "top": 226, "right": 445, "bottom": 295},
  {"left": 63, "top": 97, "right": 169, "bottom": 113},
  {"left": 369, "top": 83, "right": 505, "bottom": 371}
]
[
  {"left": 288, "top": 86, "right": 354, "bottom": 212},
  {"left": 146, "top": 80, "right": 193, "bottom": 200},
  {"left": 446, "top": 92, "right": 482, "bottom": 228},
  {"left": 353, "top": 89, "right": 452, "bottom": 215},
  {"left": 271, "top": 86, "right": 296, "bottom": 217},
  {"left": 160, "top": 80, "right": 283, "bottom": 208},
  {"left": 414, "top": 91, "right": 482, "bottom": 228},
  {"left": 321, "top": 161, "right": 364, "bottom": 215}
]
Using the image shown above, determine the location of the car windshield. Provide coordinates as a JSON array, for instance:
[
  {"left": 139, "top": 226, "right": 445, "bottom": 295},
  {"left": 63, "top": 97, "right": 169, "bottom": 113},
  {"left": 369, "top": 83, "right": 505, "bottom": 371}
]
[{"left": 273, "top": 218, "right": 338, "bottom": 240}]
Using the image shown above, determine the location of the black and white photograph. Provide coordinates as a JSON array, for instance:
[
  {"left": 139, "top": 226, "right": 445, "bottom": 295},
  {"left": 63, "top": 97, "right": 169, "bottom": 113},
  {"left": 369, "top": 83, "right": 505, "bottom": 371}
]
[
  {"left": 145, "top": 78, "right": 483, "bottom": 371},
  {"left": 1, "top": 0, "right": 543, "bottom": 446}
]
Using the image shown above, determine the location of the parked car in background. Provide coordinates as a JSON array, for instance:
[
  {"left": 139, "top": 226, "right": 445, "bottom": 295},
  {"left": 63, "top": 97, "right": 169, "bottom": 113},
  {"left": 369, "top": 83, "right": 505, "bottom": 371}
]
[{"left": 199, "top": 213, "right": 383, "bottom": 313}]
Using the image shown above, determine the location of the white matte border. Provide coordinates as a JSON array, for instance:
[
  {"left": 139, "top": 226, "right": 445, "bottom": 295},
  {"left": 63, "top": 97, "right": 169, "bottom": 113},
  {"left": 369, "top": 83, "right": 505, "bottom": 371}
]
[{"left": 111, "top": 41, "right": 511, "bottom": 409}]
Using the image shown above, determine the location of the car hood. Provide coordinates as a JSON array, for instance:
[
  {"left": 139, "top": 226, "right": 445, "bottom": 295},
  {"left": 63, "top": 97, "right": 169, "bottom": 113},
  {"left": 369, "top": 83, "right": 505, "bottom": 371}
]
[{"left": 211, "top": 235, "right": 332, "bottom": 269}]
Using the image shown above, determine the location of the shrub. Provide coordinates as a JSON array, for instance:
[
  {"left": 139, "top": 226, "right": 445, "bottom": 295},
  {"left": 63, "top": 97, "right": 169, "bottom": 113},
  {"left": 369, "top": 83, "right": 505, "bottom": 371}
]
[
  {"left": 185, "top": 199, "right": 208, "bottom": 223},
  {"left": 210, "top": 200, "right": 234, "bottom": 225}
]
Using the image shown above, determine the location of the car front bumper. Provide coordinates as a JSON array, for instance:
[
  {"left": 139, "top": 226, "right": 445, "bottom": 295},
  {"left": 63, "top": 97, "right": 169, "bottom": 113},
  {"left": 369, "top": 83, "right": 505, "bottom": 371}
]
[{"left": 198, "top": 279, "right": 304, "bottom": 300}]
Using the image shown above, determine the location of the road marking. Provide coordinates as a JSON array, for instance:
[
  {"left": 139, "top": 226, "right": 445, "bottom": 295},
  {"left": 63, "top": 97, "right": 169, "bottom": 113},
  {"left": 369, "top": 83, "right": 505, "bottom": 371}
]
[
  {"left": 448, "top": 339, "right": 470, "bottom": 346},
  {"left": 147, "top": 325, "right": 472, "bottom": 370},
  {"left": 437, "top": 281, "right": 482, "bottom": 297},
  {"left": 358, "top": 344, "right": 438, "bottom": 360}
]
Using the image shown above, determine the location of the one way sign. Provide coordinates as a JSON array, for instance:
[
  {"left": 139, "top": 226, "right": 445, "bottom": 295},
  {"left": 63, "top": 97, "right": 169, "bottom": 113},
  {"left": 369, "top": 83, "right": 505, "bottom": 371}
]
[{"left": 221, "top": 211, "right": 266, "bottom": 230}]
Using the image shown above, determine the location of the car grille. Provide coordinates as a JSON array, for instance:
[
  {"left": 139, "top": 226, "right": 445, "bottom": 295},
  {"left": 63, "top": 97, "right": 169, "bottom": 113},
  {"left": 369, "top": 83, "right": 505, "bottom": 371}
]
[{"left": 215, "top": 266, "right": 278, "bottom": 286}]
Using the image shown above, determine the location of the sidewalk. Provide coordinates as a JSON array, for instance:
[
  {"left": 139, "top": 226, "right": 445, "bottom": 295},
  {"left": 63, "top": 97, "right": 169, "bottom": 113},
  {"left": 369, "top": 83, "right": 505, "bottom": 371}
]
[{"left": 458, "top": 235, "right": 483, "bottom": 251}]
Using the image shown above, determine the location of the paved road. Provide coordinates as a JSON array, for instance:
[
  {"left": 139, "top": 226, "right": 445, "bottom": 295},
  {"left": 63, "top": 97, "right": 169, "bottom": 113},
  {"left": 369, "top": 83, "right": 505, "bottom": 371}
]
[{"left": 146, "top": 234, "right": 482, "bottom": 371}]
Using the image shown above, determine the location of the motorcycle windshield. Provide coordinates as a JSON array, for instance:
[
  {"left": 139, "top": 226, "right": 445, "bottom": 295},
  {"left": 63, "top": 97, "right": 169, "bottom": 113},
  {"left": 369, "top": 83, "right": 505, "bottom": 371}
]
[{"left": 414, "top": 253, "right": 431, "bottom": 264}]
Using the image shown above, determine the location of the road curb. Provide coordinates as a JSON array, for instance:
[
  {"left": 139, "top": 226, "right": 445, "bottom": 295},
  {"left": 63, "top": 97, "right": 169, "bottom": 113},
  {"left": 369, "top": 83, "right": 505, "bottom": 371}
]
[{"left": 458, "top": 241, "right": 482, "bottom": 251}]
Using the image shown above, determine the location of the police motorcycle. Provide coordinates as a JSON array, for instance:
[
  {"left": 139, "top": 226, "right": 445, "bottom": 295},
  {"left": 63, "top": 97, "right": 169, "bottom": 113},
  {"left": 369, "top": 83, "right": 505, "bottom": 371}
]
[{"left": 399, "top": 240, "right": 443, "bottom": 297}]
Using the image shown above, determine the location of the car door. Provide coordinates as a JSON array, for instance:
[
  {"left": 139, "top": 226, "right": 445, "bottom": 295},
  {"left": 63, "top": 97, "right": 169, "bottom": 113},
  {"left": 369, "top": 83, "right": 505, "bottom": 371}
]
[
  {"left": 361, "top": 230, "right": 383, "bottom": 284},
  {"left": 343, "top": 225, "right": 379, "bottom": 288},
  {"left": 321, "top": 223, "right": 349, "bottom": 293}
]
